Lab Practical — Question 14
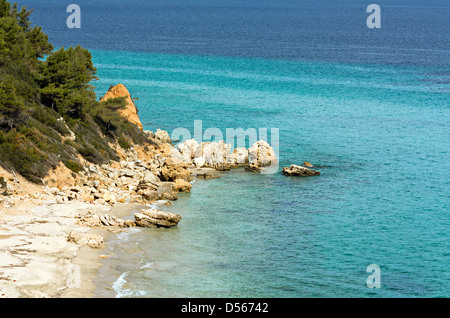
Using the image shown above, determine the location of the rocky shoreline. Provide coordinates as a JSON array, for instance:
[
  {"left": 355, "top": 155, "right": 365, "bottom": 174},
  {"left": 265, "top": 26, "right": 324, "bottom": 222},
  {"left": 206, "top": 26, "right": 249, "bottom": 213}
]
[{"left": 0, "top": 84, "right": 320, "bottom": 298}]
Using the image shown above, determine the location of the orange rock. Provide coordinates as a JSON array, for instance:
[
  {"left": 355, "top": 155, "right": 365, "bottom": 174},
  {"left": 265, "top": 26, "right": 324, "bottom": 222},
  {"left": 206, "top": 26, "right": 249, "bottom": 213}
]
[{"left": 100, "top": 83, "right": 143, "bottom": 130}]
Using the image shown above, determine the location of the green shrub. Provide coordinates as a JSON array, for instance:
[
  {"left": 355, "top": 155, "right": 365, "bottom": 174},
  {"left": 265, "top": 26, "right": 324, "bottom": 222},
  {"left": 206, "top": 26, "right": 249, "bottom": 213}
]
[{"left": 64, "top": 159, "right": 83, "bottom": 173}]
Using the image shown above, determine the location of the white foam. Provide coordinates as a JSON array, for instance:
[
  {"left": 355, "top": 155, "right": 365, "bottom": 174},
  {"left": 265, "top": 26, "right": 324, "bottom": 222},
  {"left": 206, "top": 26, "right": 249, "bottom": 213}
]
[
  {"left": 140, "top": 262, "right": 154, "bottom": 270},
  {"left": 112, "top": 272, "right": 146, "bottom": 298},
  {"left": 147, "top": 200, "right": 169, "bottom": 209},
  {"left": 115, "top": 227, "right": 142, "bottom": 241}
]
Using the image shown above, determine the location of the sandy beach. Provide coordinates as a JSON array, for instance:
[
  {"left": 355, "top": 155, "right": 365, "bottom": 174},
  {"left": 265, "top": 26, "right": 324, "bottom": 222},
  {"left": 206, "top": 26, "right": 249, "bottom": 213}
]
[{"left": 0, "top": 200, "right": 143, "bottom": 298}]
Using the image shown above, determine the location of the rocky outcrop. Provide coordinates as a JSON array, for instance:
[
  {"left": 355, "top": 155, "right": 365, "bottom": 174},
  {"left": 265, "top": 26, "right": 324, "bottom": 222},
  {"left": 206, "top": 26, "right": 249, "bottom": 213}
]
[
  {"left": 100, "top": 84, "right": 143, "bottom": 130},
  {"left": 134, "top": 209, "right": 181, "bottom": 228},
  {"left": 282, "top": 165, "right": 320, "bottom": 176},
  {"left": 159, "top": 158, "right": 192, "bottom": 182},
  {"left": 154, "top": 129, "right": 172, "bottom": 144},
  {"left": 67, "top": 230, "right": 104, "bottom": 248},
  {"left": 75, "top": 211, "right": 136, "bottom": 228},
  {"left": 172, "top": 179, "right": 192, "bottom": 192},
  {"left": 174, "top": 139, "right": 275, "bottom": 172},
  {"left": 248, "top": 140, "right": 277, "bottom": 167}
]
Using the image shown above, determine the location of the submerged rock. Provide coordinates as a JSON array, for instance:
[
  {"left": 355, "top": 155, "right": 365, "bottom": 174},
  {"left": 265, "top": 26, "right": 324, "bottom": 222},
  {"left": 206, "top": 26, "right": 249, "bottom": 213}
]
[
  {"left": 134, "top": 209, "right": 181, "bottom": 228},
  {"left": 303, "top": 161, "right": 314, "bottom": 167},
  {"left": 282, "top": 165, "right": 320, "bottom": 176}
]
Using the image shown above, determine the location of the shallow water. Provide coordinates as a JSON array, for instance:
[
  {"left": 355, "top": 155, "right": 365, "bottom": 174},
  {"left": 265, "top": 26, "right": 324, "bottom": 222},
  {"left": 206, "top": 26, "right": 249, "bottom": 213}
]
[{"left": 90, "top": 50, "right": 449, "bottom": 297}]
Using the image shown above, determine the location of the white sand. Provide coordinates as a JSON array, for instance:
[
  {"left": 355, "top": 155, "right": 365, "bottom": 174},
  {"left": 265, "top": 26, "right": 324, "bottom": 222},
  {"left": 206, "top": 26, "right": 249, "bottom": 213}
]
[{"left": 0, "top": 200, "right": 140, "bottom": 298}]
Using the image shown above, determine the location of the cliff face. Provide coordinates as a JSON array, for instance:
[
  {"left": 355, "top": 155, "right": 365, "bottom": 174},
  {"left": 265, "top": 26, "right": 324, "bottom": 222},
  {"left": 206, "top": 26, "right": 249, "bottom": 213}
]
[{"left": 100, "top": 84, "right": 144, "bottom": 130}]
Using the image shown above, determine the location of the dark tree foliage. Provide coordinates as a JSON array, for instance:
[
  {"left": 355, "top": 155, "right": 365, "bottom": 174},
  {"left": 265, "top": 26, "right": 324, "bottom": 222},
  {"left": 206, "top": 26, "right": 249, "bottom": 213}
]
[{"left": 0, "top": 1, "right": 150, "bottom": 183}]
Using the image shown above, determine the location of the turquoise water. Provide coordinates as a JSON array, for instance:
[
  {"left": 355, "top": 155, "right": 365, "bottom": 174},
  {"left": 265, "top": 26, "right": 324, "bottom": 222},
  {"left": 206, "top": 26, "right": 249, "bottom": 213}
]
[{"left": 91, "top": 51, "right": 449, "bottom": 297}]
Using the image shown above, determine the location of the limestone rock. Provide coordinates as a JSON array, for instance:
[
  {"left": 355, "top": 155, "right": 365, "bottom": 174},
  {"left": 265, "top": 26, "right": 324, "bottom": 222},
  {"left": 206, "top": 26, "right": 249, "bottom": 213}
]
[
  {"left": 76, "top": 212, "right": 135, "bottom": 228},
  {"left": 199, "top": 141, "right": 231, "bottom": 168},
  {"left": 177, "top": 138, "right": 199, "bottom": 164},
  {"left": 135, "top": 173, "right": 159, "bottom": 198},
  {"left": 75, "top": 211, "right": 102, "bottom": 227},
  {"left": 193, "top": 157, "right": 206, "bottom": 168},
  {"left": 282, "top": 165, "right": 320, "bottom": 176},
  {"left": 68, "top": 231, "right": 104, "bottom": 248},
  {"left": 134, "top": 209, "right": 181, "bottom": 228},
  {"left": 155, "top": 129, "right": 171, "bottom": 144},
  {"left": 159, "top": 158, "right": 192, "bottom": 182},
  {"left": 233, "top": 147, "right": 249, "bottom": 165},
  {"left": 173, "top": 178, "right": 192, "bottom": 193},
  {"left": 248, "top": 140, "right": 277, "bottom": 167},
  {"left": 173, "top": 139, "right": 251, "bottom": 170}
]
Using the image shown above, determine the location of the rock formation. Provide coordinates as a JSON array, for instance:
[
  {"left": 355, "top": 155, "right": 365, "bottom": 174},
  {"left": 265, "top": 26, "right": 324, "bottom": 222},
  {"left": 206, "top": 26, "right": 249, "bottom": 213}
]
[
  {"left": 173, "top": 139, "right": 275, "bottom": 172},
  {"left": 248, "top": 140, "right": 277, "bottom": 167},
  {"left": 282, "top": 164, "right": 320, "bottom": 176},
  {"left": 134, "top": 209, "right": 181, "bottom": 228},
  {"left": 100, "top": 83, "right": 143, "bottom": 130},
  {"left": 75, "top": 211, "right": 136, "bottom": 228},
  {"left": 154, "top": 129, "right": 172, "bottom": 144},
  {"left": 67, "top": 230, "right": 104, "bottom": 248},
  {"left": 172, "top": 178, "right": 192, "bottom": 192}
]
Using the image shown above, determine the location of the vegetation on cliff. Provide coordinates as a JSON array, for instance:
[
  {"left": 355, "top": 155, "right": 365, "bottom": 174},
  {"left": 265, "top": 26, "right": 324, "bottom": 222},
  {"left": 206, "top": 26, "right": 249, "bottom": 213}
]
[{"left": 0, "top": 0, "right": 151, "bottom": 183}]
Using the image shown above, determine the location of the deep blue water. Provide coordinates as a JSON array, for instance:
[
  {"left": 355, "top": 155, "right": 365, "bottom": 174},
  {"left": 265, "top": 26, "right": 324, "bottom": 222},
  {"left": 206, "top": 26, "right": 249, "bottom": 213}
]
[
  {"left": 18, "top": 0, "right": 449, "bottom": 66},
  {"left": 16, "top": 0, "right": 450, "bottom": 297}
]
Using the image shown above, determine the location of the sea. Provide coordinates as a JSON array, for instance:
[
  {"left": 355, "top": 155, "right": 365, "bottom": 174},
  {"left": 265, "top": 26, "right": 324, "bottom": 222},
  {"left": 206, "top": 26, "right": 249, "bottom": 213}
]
[{"left": 17, "top": 0, "right": 449, "bottom": 297}]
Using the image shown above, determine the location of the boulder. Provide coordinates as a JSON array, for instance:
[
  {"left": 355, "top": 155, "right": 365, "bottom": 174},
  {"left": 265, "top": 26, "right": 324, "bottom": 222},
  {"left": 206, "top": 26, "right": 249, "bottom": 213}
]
[
  {"left": 134, "top": 209, "right": 181, "bottom": 228},
  {"left": 282, "top": 164, "right": 320, "bottom": 176},
  {"left": 119, "top": 169, "right": 135, "bottom": 178},
  {"left": 248, "top": 140, "right": 277, "bottom": 167},
  {"left": 233, "top": 147, "right": 249, "bottom": 165},
  {"left": 172, "top": 178, "right": 192, "bottom": 193},
  {"left": 177, "top": 138, "right": 199, "bottom": 164},
  {"left": 174, "top": 139, "right": 249, "bottom": 170},
  {"left": 135, "top": 173, "right": 159, "bottom": 198},
  {"left": 158, "top": 191, "right": 178, "bottom": 201},
  {"left": 193, "top": 157, "right": 206, "bottom": 168},
  {"left": 159, "top": 158, "right": 192, "bottom": 182},
  {"left": 155, "top": 129, "right": 171, "bottom": 144},
  {"left": 68, "top": 231, "right": 104, "bottom": 249},
  {"left": 200, "top": 141, "right": 231, "bottom": 168},
  {"left": 100, "top": 214, "right": 135, "bottom": 227}
]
